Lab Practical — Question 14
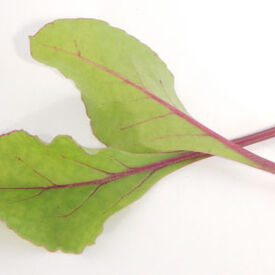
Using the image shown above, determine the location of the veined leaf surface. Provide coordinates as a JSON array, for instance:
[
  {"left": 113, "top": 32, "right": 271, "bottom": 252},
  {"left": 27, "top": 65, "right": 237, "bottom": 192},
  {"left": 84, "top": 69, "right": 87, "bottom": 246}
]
[
  {"left": 0, "top": 131, "right": 197, "bottom": 253},
  {"left": 0, "top": 127, "right": 273, "bottom": 252},
  {"left": 30, "top": 19, "right": 275, "bottom": 174}
]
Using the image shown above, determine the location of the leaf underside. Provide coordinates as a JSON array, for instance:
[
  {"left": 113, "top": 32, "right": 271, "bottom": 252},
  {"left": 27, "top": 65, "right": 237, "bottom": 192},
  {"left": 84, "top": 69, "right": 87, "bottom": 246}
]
[{"left": 30, "top": 18, "right": 275, "bottom": 174}]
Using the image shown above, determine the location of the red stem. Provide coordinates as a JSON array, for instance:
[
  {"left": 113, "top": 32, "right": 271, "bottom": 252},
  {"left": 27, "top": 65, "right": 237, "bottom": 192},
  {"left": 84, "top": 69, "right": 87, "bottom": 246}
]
[{"left": 1, "top": 127, "right": 274, "bottom": 190}]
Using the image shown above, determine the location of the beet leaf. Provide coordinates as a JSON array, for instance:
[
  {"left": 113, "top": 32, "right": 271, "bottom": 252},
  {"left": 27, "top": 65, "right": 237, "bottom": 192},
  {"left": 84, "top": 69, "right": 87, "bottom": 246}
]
[
  {"left": 30, "top": 19, "right": 275, "bottom": 174},
  {"left": 0, "top": 129, "right": 273, "bottom": 252}
]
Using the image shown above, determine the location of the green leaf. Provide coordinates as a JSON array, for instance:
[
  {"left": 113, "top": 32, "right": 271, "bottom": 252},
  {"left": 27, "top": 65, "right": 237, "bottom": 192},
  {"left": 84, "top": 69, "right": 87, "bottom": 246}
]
[
  {"left": 1, "top": 18, "right": 273, "bottom": 254},
  {"left": 0, "top": 127, "right": 273, "bottom": 253},
  {"left": 0, "top": 131, "right": 200, "bottom": 253},
  {"left": 30, "top": 19, "right": 275, "bottom": 174}
]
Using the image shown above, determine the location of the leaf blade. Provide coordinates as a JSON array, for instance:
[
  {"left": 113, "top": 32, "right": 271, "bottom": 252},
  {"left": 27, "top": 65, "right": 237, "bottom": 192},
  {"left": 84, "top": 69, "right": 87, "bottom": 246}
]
[
  {"left": 0, "top": 127, "right": 274, "bottom": 252},
  {"left": 0, "top": 131, "right": 193, "bottom": 253},
  {"left": 30, "top": 19, "right": 275, "bottom": 174}
]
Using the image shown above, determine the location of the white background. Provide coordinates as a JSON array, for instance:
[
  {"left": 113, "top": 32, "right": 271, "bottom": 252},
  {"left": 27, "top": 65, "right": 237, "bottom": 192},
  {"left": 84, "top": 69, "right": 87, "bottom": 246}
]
[{"left": 1, "top": 0, "right": 275, "bottom": 274}]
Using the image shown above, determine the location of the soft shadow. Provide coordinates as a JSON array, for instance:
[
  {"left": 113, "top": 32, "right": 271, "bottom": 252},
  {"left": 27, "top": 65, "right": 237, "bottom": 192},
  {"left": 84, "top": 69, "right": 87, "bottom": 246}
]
[
  {"left": 13, "top": 19, "right": 50, "bottom": 64},
  {"left": 1, "top": 97, "right": 103, "bottom": 148},
  {"left": 0, "top": 221, "right": 45, "bottom": 254}
]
